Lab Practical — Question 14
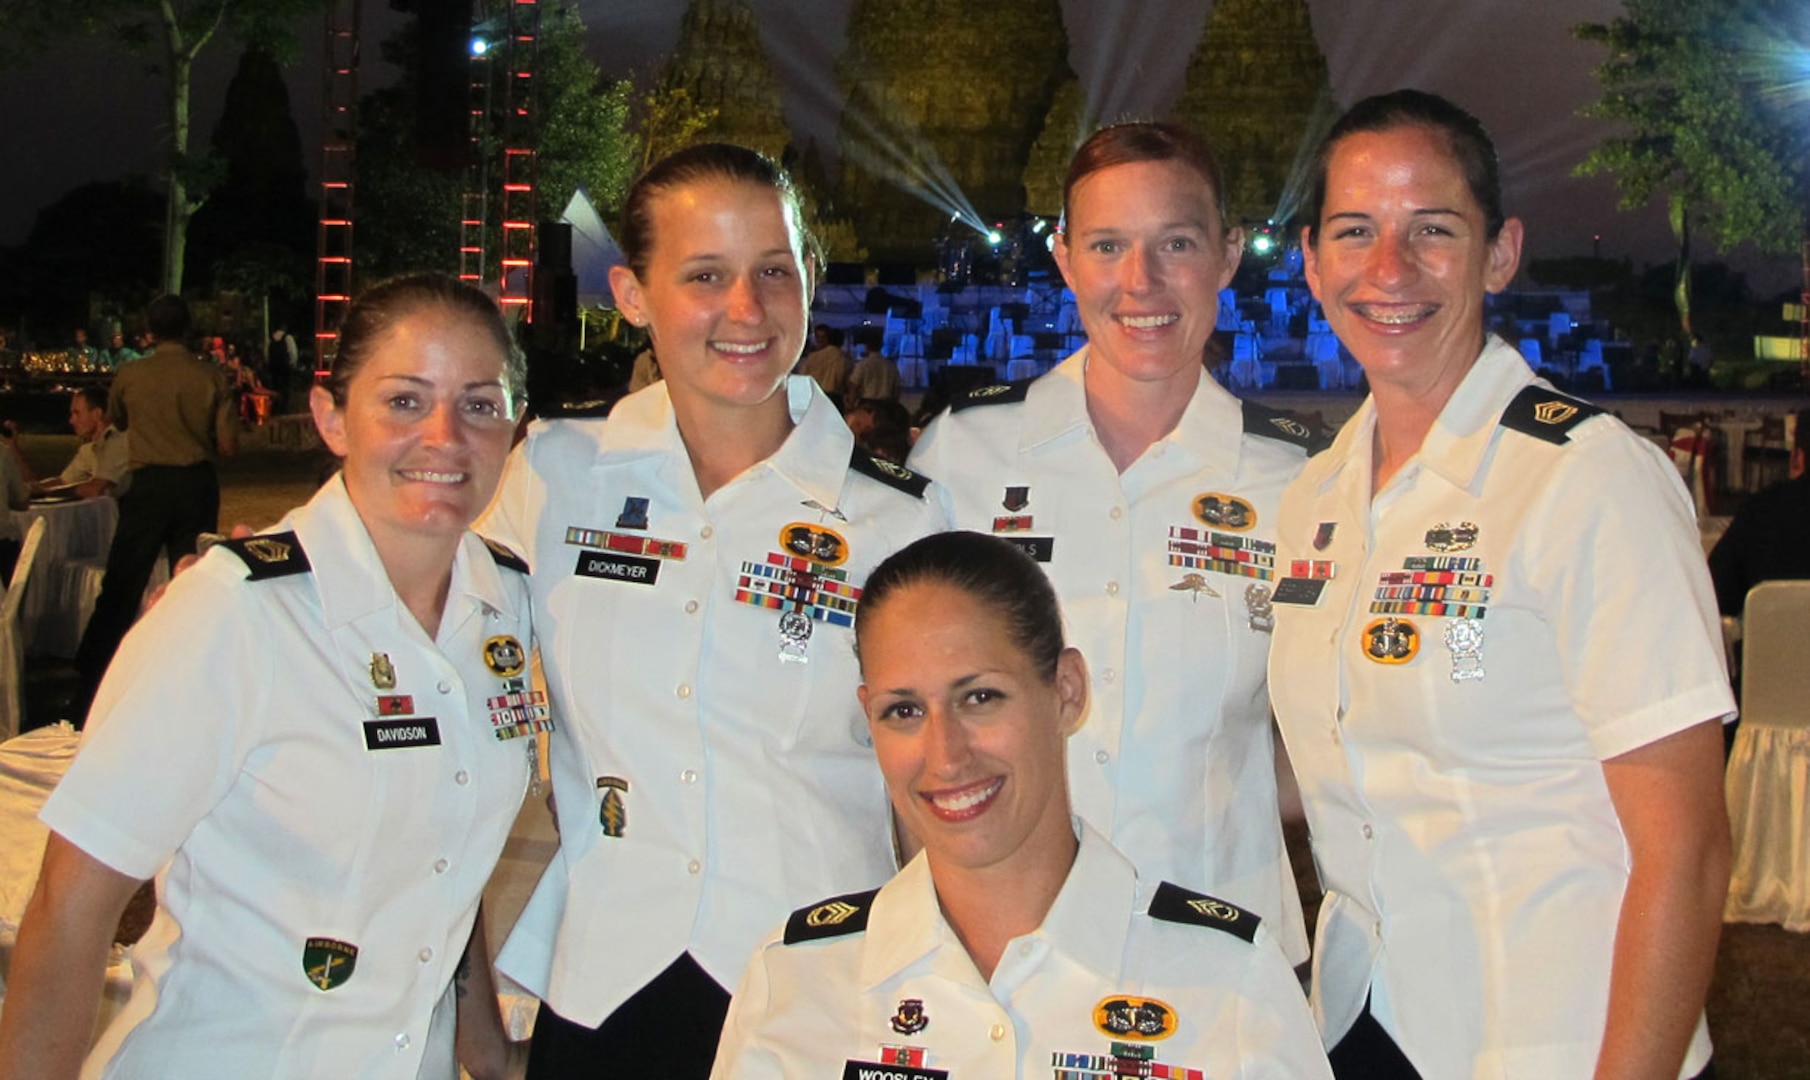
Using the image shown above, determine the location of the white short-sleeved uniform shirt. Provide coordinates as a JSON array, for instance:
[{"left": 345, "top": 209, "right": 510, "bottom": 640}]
[
  {"left": 41, "top": 476, "right": 535, "bottom": 1080},
  {"left": 712, "top": 822, "right": 1332, "bottom": 1080},
  {"left": 910, "top": 350, "right": 1313, "bottom": 963},
  {"left": 1267, "top": 339, "right": 1733, "bottom": 1079},
  {"left": 59, "top": 425, "right": 133, "bottom": 494},
  {"left": 484, "top": 376, "right": 947, "bottom": 1026}
]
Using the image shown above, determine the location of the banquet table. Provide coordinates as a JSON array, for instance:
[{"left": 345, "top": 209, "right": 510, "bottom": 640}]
[{"left": 17, "top": 495, "right": 117, "bottom": 658}]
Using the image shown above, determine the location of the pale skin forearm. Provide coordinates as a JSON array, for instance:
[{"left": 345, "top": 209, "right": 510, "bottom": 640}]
[
  {"left": 1594, "top": 720, "right": 1730, "bottom": 1080},
  {"left": 0, "top": 835, "right": 144, "bottom": 1080}
]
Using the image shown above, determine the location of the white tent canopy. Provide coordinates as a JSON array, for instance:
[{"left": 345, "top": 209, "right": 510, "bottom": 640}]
[{"left": 558, "top": 186, "right": 625, "bottom": 309}]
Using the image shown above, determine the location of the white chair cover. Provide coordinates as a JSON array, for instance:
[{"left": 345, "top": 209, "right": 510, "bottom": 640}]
[
  {"left": 1519, "top": 338, "right": 1544, "bottom": 367},
  {"left": 0, "top": 519, "right": 48, "bottom": 740},
  {"left": 1725, "top": 580, "right": 1810, "bottom": 931}
]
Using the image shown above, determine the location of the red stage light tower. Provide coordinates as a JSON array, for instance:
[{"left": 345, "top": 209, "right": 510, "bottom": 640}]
[{"left": 313, "top": 0, "right": 362, "bottom": 375}]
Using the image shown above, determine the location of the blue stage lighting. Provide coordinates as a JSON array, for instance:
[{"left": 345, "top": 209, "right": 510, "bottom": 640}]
[{"left": 470, "top": 37, "right": 489, "bottom": 57}]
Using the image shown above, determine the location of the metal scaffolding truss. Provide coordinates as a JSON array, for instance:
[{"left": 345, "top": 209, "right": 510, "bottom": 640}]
[
  {"left": 497, "top": 0, "right": 542, "bottom": 322},
  {"left": 314, "top": 0, "right": 361, "bottom": 373}
]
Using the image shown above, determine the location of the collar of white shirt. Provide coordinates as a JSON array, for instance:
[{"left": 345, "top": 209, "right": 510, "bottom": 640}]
[
  {"left": 292, "top": 473, "right": 518, "bottom": 635},
  {"left": 1020, "top": 348, "right": 1248, "bottom": 476},
  {"left": 857, "top": 819, "right": 1136, "bottom": 991},
  {"left": 1315, "top": 334, "right": 1536, "bottom": 498},
  {"left": 588, "top": 374, "right": 854, "bottom": 512}
]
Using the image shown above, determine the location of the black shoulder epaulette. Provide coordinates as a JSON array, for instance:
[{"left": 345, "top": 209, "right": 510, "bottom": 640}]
[
  {"left": 1498, "top": 385, "right": 1606, "bottom": 446},
  {"left": 783, "top": 888, "right": 880, "bottom": 944},
  {"left": 850, "top": 447, "right": 930, "bottom": 499},
  {"left": 217, "top": 532, "right": 311, "bottom": 581},
  {"left": 481, "top": 537, "right": 530, "bottom": 573},
  {"left": 1241, "top": 401, "right": 1326, "bottom": 455},
  {"left": 1147, "top": 881, "right": 1259, "bottom": 943},
  {"left": 948, "top": 379, "right": 1033, "bottom": 413}
]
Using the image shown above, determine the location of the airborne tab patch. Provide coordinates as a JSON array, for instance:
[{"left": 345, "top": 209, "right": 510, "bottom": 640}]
[
  {"left": 1147, "top": 881, "right": 1259, "bottom": 942},
  {"left": 784, "top": 888, "right": 880, "bottom": 944},
  {"left": 1499, "top": 385, "right": 1605, "bottom": 445},
  {"left": 218, "top": 532, "right": 311, "bottom": 580}
]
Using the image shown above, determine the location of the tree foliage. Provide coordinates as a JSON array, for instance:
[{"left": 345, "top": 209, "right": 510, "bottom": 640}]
[
  {"left": 355, "top": 1, "right": 634, "bottom": 286},
  {"left": 1574, "top": 0, "right": 1808, "bottom": 337},
  {"left": 0, "top": 0, "right": 327, "bottom": 295}
]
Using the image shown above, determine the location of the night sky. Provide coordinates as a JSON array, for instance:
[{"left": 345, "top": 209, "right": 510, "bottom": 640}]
[{"left": 0, "top": 0, "right": 1795, "bottom": 291}]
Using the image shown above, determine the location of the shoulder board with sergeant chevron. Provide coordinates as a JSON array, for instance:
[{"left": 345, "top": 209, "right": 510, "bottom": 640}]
[
  {"left": 480, "top": 536, "right": 530, "bottom": 573},
  {"left": 948, "top": 378, "right": 1033, "bottom": 413},
  {"left": 1498, "top": 385, "right": 1605, "bottom": 446},
  {"left": 1147, "top": 881, "right": 1259, "bottom": 942},
  {"left": 218, "top": 532, "right": 311, "bottom": 581},
  {"left": 850, "top": 447, "right": 930, "bottom": 499},
  {"left": 1241, "top": 401, "right": 1326, "bottom": 454},
  {"left": 783, "top": 888, "right": 880, "bottom": 944}
]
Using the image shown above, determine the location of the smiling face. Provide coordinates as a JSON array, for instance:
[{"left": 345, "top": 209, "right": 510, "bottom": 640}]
[
  {"left": 858, "top": 580, "right": 1086, "bottom": 879},
  {"left": 1054, "top": 158, "right": 1241, "bottom": 395},
  {"left": 608, "top": 178, "right": 812, "bottom": 415},
  {"left": 311, "top": 305, "right": 518, "bottom": 551},
  {"left": 1303, "top": 124, "right": 1522, "bottom": 400}
]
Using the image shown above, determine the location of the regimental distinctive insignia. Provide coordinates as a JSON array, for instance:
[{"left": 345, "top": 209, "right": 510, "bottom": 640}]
[
  {"left": 1002, "top": 485, "right": 1030, "bottom": 512},
  {"left": 1363, "top": 617, "right": 1420, "bottom": 664},
  {"left": 369, "top": 652, "right": 396, "bottom": 690},
  {"left": 376, "top": 695, "right": 414, "bottom": 717},
  {"left": 1192, "top": 493, "right": 1255, "bottom": 532},
  {"left": 779, "top": 522, "right": 850, "bottom": 567},
  {"left": 804, "top": 900, "right": 861, "bottom": 928},
  {"left": 1092, "top": 995, "right": 1177, "bottom": 1041},
  {"left": 1444, "top": 617, "right": 1486, "bottom": 683},
  {"left": 1169, "top": 573, "right": 1221, "bottom": 601},
  {"left": 1424, "top": 521, "right": 1479, "bottom": 553},
  {"left": 1245, "top": 583, "right": 1275, "bottom": 634},
  {"left": 302, "top": 937, "right": 358, "bottom": 991},
  {"left": 735, "top": 552, "right": 863, "bottom": 663},
  {"left": 1314, "top": 521, "right": 1337, "bottom": 551},
  {"left": 597, "top": 776, "right": 628, "bottom": 838},
  {"left": 244, "top": 537, "right": 290, "bottom": 563},
  {"left": 615, "top": 496, "right": 650, "bottom": 531},
  {"left": 891, "top": 998, "right": 929, "bottom": 1036},
  {"left": 483, "top": 635, "right": 526, "bottom": 679},
  {"left": 1167, "top": 526, "right": 1275, "bottom": 582},
  {"left": 1533, "top": 400, "right": 1578, "bottom": 425}
]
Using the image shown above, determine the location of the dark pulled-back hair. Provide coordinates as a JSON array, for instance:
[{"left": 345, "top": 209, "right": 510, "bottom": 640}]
[
  {"left": 74, "top": 385, "right": 109, "bottom": 412},
  {"left": 323, "top": 273, "right": 526, "bottom": 408},
  {"left": 1062, "top": 120, "right": 1229, "bottom": 231},
  {"left": 856, "top": 531, "right": 1067, "bottom": 681},
  {"left": 617, "top": 142, "right": 819, "bottom": 280},
  {"left": 1302, "top": 88, "right": 1507, "bottom": 243}
]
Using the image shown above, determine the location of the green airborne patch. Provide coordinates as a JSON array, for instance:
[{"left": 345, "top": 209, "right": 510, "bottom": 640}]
[{"left": 303, "top": 937, "right": 359, "bottom": 991}]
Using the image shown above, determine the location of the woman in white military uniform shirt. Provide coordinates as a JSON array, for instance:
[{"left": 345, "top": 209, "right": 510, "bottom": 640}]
[
  {"left": 910, "top": 122, "right": 1315, "bottom": 965},
  {"left": 0, "top": 276, "right": 535, "bottom": 1080},
  {"left": 1267, "top": 91, "right": 1731, "bottom": 1080},
  {"left": 712, "top": 531, "right": 1331, "bottom": 1080},
  {"left": 480, "top": 144, "right": 944, "bottom": 1078}
]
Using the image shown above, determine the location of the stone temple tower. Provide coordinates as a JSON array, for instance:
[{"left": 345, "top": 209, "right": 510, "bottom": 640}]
[
  {"left": 1174, "top": 0, "right": 1333, "bottom": 227},
  {"left": 835, "top": 0, "right": 1071, "bottom": 263},
  {"left": 653, "top": 0, "right": 794, "bottom": 164}
]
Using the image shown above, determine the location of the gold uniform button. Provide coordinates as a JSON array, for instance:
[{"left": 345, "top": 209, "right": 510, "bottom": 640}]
[{"left": 989, "top": 1022, "right": 1007, "bottom": 1042}]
